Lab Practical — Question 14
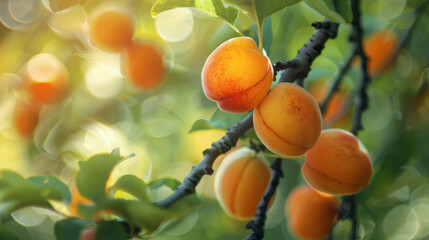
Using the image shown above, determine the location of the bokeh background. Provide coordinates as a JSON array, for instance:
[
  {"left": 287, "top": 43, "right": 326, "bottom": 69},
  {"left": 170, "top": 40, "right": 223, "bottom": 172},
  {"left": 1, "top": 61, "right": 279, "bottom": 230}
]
[{"left": 0, "top": 0, "right": 428, "bottom": 239}]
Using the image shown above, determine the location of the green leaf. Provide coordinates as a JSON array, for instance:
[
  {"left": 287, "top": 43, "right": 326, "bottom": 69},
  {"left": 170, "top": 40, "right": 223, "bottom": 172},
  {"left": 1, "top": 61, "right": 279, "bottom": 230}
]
[
  {"left": 243, "top": 16, "right": 273, "bottom": 55},
  {"left": 304, "top": 0, "right": 352, "bottom": 24},
  {"left": 95, "top": 221, "right": 127, "bottom": 240},
  {"left": 110, "top": 175, "right": 150, "bottom": 203},
  {"left": 151, "top": 0, "right": 240, "bottom": 33},
  {"left": 210, "top": 109, "right": 249, "bottom": 130},
  {"left": 0, "top": 224, "right": 20, "bottom": 240},
  {"left": 406, "top": 0, "right": 429, "bottom": 9},
  {"left": 147, "top": 178, "right": 181, "bottom": 191},
  {"left": 189, "top": 119, "right": 215, "bottom": 132},
  {"left": 0, "top": 170, "right": 25, "bottom": 188},
  {"left": 48, "top": 0, "right": 87, "bottom": 12},
  {"left": 0, "top": 183, "right": 63, "bottom": 215},
  {"left": 27, "top": 176, "right": 72, "bottom": 204},
  {"left": 76, "top": 149, "right": 134, "bottom": 202},
  {"left": 54, "top": 218, "right": 87, "bottom": 240}
]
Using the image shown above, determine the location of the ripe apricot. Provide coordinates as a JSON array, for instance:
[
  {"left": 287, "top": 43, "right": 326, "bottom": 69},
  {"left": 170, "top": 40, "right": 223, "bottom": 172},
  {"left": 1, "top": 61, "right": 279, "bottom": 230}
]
[
  {"left": 89, "top": 8, "right": 134, "bottom": 52},
  {"left": 25, "top": 53, "right": 68, "bottom": 104},
  {"left": 13, "top": 102, "right": 40, "bottom": 137},
  {"left": 308, "top": 79, "right": 350, "bottom": 126},
  {"left": 363, "top": 29, "right": 398, "bottom": 77},
  {"left": 302, "top": 129, "right": 373, "bottom": 195},
  {"left": 202, "top": 37, "right": 273, "bottom": 113},
  {"left": 286, "top": 185, "right": 339, "bottom": 240},
  {"left": 79, "top": 228, "right": 96, "bottom": 240},
  {"left": 253, "top": 83, "right": 322, "bottom": 157},
  {"left": 214, "top": 147, "right": 271, "bottom": 220},
  {"left": 121, "top": 41, "right": 164, "bottom": 90}
]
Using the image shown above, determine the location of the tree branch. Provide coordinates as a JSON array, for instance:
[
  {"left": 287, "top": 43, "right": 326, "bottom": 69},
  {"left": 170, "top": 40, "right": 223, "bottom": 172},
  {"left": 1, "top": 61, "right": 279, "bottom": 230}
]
[{"left": 245, "top": 158, "right": 283, "bottom": 240}]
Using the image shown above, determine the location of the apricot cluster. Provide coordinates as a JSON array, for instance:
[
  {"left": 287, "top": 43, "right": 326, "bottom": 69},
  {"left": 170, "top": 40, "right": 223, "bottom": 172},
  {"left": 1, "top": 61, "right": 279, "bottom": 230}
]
[
  {"left": 89, "top": 5, "right": 164, "bottom": 90},
  {"left": 286, "top": 185, "right": 339, "bottom": 240},
  {"left": 214, "top": 147, "right": 271, "bottom": 220},
  {"left": 302, "top": 129, "right": 373, "bottom": 195}
]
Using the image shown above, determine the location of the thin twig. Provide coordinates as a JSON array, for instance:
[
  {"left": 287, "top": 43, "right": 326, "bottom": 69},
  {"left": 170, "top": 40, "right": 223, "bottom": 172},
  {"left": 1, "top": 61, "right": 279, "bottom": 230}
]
[{"left": 245, "top": 158, "right": 284, "bottom": 240}]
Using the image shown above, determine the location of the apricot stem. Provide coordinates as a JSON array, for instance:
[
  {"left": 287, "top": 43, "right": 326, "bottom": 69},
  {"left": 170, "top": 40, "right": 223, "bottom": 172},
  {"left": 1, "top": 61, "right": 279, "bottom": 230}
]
[{"left": 245, "top": 158, "right": 283, "bottom": 240}]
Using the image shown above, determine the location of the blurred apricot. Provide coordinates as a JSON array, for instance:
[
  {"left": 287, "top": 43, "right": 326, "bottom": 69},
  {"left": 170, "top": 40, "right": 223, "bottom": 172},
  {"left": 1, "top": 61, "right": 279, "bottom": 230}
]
[
  {"left": 121, "top": 41, "right": 164, "bottom": 90},
  {"left": 286, "top": 185, "right": 339, "bottom": 240},
  {"left": 202, "top": 37, "right": 273, "bottom": 113},
  {"left": 362, "top": 29, "right": 398, "bottom": 77},
  {"left": 302, "top": 129, "right": 373, "bottom": 195},
  {"left": 308, "top": 79, "right": 350, "bottom": 126},
  {"left": 89, "top": 7, "right": 134, "bottom": 52},
  {"left": 214, "top": 147, "right": 271, "bottom": 220},
  {"left": 25, "top": 53, "right": 68, "bottom": 104},
  {"left": 79, "top": 228, "right": 96, "bottom": 240},
  {"left": 253, "top": 83, "right": 322, "bottom": 157},
  {"left": 13, "top": 102, "right": 40, "bottom": 137}
]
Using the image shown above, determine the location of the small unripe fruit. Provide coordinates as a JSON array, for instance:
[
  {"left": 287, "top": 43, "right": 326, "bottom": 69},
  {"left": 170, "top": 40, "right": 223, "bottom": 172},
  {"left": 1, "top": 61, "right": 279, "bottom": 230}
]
[
  {"left": 89, "top": 7, "right": 134, "bottom": 52},
  {"left": 121, "top": 41, "right": 164, "bottom": 90},
  {"left": 302, "top": 129, "right": 373, "bottom": 195},
  {"left": 286, "top": 185, "right": 339, "bottom": 240},
  {"left": 202, "top": 37, "right": 273, "bottom": 113},
  {"left": 253, "top": 82, "right": 322, "bottom": 157},
  {"left": 214, "top": 147, "right": 271, "bottom": 220}
]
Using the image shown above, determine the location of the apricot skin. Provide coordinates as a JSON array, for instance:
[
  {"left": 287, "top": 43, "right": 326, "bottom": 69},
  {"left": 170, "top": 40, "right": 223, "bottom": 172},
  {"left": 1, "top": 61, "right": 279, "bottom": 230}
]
[
  {"left": 214, "top": 147, "right": 271, "bottom": 220},
  {"left": 286, "top": 186, "right": 338, "bottom": 240},
  {"left": 364, "top": 29, "right": 398, "bottom": 77},
  {"left": 89, "top": 9, "right": 134, "bottom": 52},
  {"left": 121, "top": 42, "right": 164, "bottom": 90},
  {"left": 253, "top": 83, "right": 322, "bottom": 157},
  {"left": 13, "top": 103, "right": 40, "bottom": 137},
  {"left": 302, "top": 129, "right": 373, "bottom": 195},
  {"left": 202, "top": 37, "right": 273, "bottom": 113}
]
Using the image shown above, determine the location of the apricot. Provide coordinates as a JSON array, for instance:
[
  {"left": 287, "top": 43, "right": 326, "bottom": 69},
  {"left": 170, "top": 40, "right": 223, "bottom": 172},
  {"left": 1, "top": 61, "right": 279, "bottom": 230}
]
[
  {"left": 79, "top": 228, "right": 96, "bottom": 240},
  {"left": 25, "top": 53, "right": 68, "bottom": 104},
  {"left": 13, "top": 102, "right": 40, "bottom": 137},
  {"left": 89, "top": 8, "right": 134, "bottom": 52},
  {"left": 286, "top": 185, "right": 339, "bottom": 240},
  {"left": 121, "top": 41, "right": 164, "bottom": 90},
  {"left": 202, "top": 37, "right": 273, "bottom": 113},
  {"left": 363, "top": 29, "right": 398, "bottom": 77},
  {"left": 308, "top": 79, "right": 350, "bottom": 126},
  {"left": 214, "top": 147, "right": 271, "bottom": 220},
  {"left": 253, "top": 83, "right": 322, "bottom": 157},
  {"left": 302, "top": 129, "right": 373, "bottom": 195}
]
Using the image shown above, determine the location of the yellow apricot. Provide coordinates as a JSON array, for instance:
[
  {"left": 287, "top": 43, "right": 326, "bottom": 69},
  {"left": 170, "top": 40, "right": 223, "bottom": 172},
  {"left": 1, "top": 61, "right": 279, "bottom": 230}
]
[
  {"left": 214, "top": 147, "right": 271, "bottom": 220},
  {"left": 202, "top": 37, "right": 273, "bottom": 113},
  {"left": 89, "top": 7, "right": 134, "bottom": 52},
  {"left": 302, "top": 129, "right": 373, "bottom": 195},
  {"left": 25, "top": 53, "right": 68, "bottom": 104},
  {"left": 286, "top": 185, "right": 339, "bottom": 240},
  {"left": 121, "top": 41, "right": 164, "bottom": 90},
  {"left": 253, "top": 83, "right": 322, "bottom": 157}
]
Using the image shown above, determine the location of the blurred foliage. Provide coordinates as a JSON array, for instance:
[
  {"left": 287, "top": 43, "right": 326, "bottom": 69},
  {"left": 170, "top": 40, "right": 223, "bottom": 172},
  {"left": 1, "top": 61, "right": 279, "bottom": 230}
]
[{"left": 0, "top": 0, "right": 428, "bottom": 239}]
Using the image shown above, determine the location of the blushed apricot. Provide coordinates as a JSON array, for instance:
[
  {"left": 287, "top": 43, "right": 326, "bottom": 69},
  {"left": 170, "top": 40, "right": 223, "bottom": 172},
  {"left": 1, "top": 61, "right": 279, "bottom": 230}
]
[
  {"left": 308, "top": 79, "right": 350, "bottom": 126},
  {"left": 302, "top": 129, "right": 373, "bottom": 195},
  {"left": 363, "top": 29, "right": 398, "bottom": 77},
  {"left": 121, "top": 41, "right": 164, "bottom": 90},
  {"left": 286, "top": 185, "right": 339, "bottom": 240},
  {"left": 202, "top": 37, "right": 273, "bottom": 113},
  {"left": 214, "top": 147, "right": 271, "bottom": 220},
  {"left": 253, "top": 83, "right": 322, "bottom": 157},
  {"left": 25, "top": 53, "right": 68, "bottom": 104},
  {"left": 89, "top": 8, "right": 134, "bottom": 52},
  {"left": 13, "top": 102, "right": 40, "bottom": 137}
]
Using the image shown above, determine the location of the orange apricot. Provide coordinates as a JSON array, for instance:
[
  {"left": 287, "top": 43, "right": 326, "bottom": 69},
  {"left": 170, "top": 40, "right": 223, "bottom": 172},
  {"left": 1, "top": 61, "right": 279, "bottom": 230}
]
[
  {"left": 202, "top": 37, "right": 273, "bottom": 113},
  {"left": 13, "top": 102, "right": 40, "bottom": 137},
  {"left": 214, "top": 147, "right": 271, "bottom": 220},
  {"left": 302, "top": 129, "right": 373, "bottom": 195},
  {"left": 89, "top": 8, "right": 134, "bottom": 52},
  {"left": 79, "top": 228, "right": 96, "bottom": 240},
  {"left": 286, "top": 185, "right": 339, "bottom": 240},
  {"left": 121, "top": 41, "right": 164, "bottom": 90},
  {"left": 25, "top": 53, "right": 68, "bottom": 104},
  {"left": 308, "top": 79, "right": 350, "bottom": 126},
  {"left": 253, "top": 83, "right": 322, "bottom": 157},
  {"left": 363, "top": 29, "right": 398, "bottom": 77}
]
